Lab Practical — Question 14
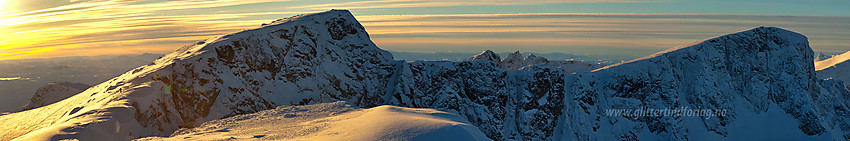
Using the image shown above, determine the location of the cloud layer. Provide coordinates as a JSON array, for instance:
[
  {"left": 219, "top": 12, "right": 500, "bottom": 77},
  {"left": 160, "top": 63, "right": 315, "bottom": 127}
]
[
  {"left": 1, "top": 0, "right": 848, "bottom": 60},
  {"left": 0, "top": 0, "right": 305, "bottom": 59},
  {"left": 360, "top": 13, "right": 850, "bottom": 57}
]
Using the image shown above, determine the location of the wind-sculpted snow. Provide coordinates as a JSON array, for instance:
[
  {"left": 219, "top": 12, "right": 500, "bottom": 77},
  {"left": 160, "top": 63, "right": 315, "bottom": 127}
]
[
  {"left": 558, "top": 27, "right": 850, "bottom": 140},
  {"left": 135, "top": 101, "right": 491, "bottom": 141}
]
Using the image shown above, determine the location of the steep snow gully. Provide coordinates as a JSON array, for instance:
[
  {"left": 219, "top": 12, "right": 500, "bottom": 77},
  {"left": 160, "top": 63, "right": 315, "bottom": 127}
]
[{"left": 1, "top": 9, "right": 849, "bottom": 141}]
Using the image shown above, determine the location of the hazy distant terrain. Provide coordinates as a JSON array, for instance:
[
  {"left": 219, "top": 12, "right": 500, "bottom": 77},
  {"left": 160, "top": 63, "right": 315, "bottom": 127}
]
[
  {"left": 0, "top": 53, "right": 162, "bottom": 113},
  {"left": 390, "top": 51, "right": 629, "bottom": 65}
]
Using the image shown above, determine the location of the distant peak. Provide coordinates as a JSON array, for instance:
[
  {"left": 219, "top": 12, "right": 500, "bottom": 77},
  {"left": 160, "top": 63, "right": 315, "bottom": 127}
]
[
  {"left": 524, "top": 53, "right": 547, "bottom": 64},
  {"left": 464, "top": 50, "right": 501, "bottom": 62},
  {"left": 482, "top": 50, "right": 495, "bottom": 54},
  {"left": 501, "top": 51, "right": 524, "bottom": 63}
]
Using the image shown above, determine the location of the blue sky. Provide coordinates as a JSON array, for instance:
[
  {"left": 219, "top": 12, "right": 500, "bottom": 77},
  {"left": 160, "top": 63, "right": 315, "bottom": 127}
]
[{"left": 0, "top": 0, "right": 848, "bottom": 60}]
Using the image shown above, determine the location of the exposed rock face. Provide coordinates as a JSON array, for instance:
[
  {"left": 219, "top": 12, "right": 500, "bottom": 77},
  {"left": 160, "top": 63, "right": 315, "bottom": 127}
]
[
  {"left": 130, "top": 9, "right": 399, "bottom": 132},
  {"left": 559, "top": 27, "right": 850, "bottom": 140},
  {"left": 382, "top": 60, "right": 567, "bottom": 140},
  {"left": 499, "top": 51, "right": 527, "bottom": 70},
  {"left": 22, "top": 82, "right": 90, "bottom": 110}
]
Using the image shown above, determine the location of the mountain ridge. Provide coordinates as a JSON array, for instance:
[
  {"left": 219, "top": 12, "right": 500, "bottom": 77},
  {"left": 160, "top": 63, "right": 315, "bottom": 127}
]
[
  {"left": 561, "top": 26, "right": 850, "bottom": 140},
  {"left": 1, "top": 10, "right": 848, "bottom": 141}
]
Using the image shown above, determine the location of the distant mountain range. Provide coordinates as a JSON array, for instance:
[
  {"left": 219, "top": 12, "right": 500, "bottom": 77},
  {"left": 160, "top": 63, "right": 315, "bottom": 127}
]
[
  {"left": 1, "top": 10, "right": 849, "bottom": 141},
  {"left": 21, "top": 82, "right": 90, "bottom": 111},
  {"left": 816, "top": 51, "right": 850, "bottom": 84},
  {"left": 0, "top": 53, "right": 162, "bottom": 113},
  {"left": 390, "top": 50, "right": 629, "bottom": 65}
]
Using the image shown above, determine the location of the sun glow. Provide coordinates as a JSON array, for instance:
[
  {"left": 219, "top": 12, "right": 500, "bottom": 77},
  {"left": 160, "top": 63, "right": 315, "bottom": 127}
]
[{"left": 0, "top": 0, "right": 10, "bottom": 15}]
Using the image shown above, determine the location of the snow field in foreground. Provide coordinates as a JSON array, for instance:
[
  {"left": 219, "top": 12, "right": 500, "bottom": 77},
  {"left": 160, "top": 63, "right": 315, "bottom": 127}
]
[{"left": 135, "top": 101, "right": 492, "bottom": 141}]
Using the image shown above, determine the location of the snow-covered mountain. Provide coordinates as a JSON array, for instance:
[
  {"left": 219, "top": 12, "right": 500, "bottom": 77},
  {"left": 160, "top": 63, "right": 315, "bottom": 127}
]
[
  {"left": 816, "top": 50, "right": 850, "bottom": 83},
  {"left": 2, "top": 9, "right": 399, "bottom": 140},
  {"left": 559, "top": 27, "right": 850, "bottom": 140},
  {"left": 464, "top": 50, "right": 502, "bottom": 62},
  {"left": 21, "top": 82, "right": 90, "bottom": 111},
  {"left": 1, "top": 9, "right": 848, "bottom": 141},
  {"left": 135, "top": 101, "right": 491, "bottom": 141},
  {"left": 0, "top": 9, "right": 587, "bottom": 140},
  {"left": 464, "top": 50, "right": 601, "bottom": 73},
  {"left": 393, "top": 51, "right": 628, "bottom": 65}
]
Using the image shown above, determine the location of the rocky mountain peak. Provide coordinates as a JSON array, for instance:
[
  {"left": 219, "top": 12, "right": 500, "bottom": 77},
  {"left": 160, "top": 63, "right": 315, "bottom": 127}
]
[
  {"left": 524, "top": 53, "right": 548, "bottom": 65},
  {"left": 562, "top": 26, "right": 850, "bottom": 140},
  {"left": 464, "top": 50, "right": 501, "bottom": 62},
  {"left": 498, "top": 51, "right": 527, "bottom": 69}
]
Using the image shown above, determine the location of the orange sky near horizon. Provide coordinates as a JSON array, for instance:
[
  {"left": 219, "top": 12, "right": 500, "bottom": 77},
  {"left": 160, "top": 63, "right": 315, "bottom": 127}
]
[{"left": 1, "top": 0, "right": 849, "bottom": 61}]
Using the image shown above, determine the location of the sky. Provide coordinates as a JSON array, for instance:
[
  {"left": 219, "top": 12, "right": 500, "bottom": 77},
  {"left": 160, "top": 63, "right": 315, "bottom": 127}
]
[{"left": 0, "top": 0, "right": 849, "bottom": 60}]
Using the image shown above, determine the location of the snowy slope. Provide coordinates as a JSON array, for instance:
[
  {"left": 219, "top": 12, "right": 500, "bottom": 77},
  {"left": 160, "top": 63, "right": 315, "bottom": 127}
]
[
  {"left": 21, "top": 82, "right": 90, "bottom": 111},
  {"left": 2, "top": 9, "right": 397, "bottom": 140},
  {"left": 816, "top": 51, "right": 850, "bottom": 83},
  {"left": 135, "top": 101, "right": 491, "bottom": 141},
  {"left": 558, "top": 27, "right": 850, "bottom": 140}
]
